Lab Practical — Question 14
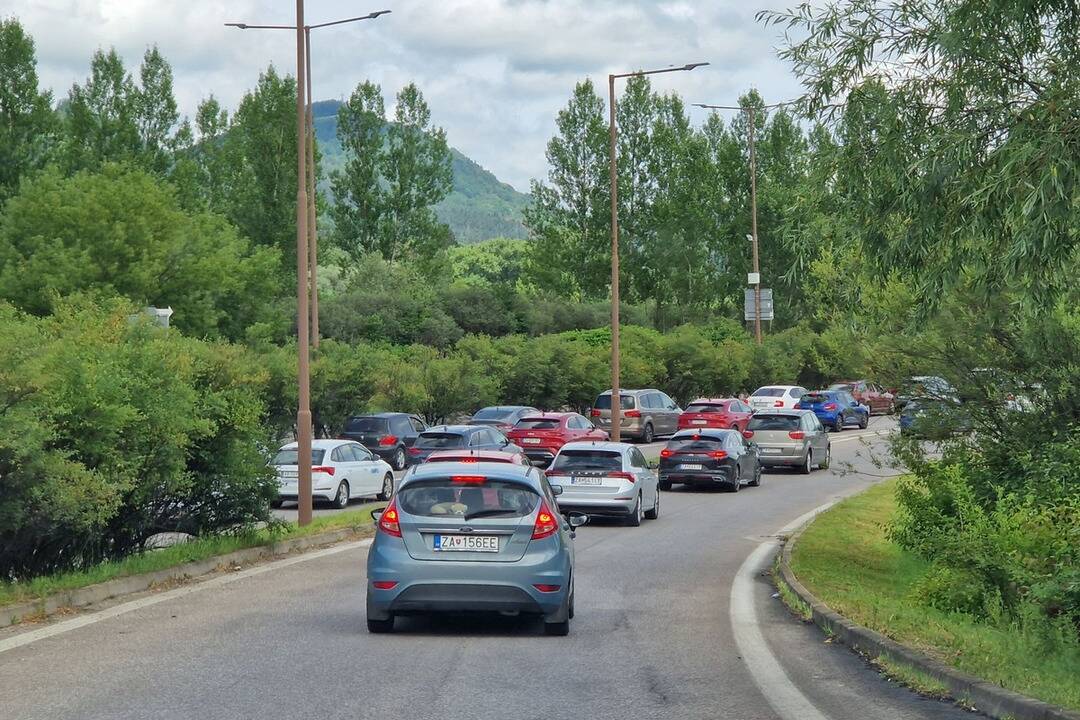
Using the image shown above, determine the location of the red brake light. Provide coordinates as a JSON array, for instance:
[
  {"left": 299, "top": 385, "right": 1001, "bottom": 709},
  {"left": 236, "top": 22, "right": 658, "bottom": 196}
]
[
  {"left": 742, "top": 430, "right": 754, "bottom": 439},
  {"left": 379, "top": 435, "right": 398, "bottom": 446},
  {"left": 590, "top": 409, "right": 601, "bottom": 417},
  {"left": 408, "top": 447, "right": 422, "bottom": 455},
  {"left": 609, "top": 471, "right": 636, "bottom": 483},
  {"left": 710, "top": 450, "right": 728, "bottom": 459},
  {"left": 823, "top": 403, "right": 838, "bottom": 411},
  {"left": 372, "top": 581, "right": 398, "bottom": 590},
  {"left": 312, "top": 466, "right": 335, "bottom": 475},
  {"left": 451, "top": 475, "right": 487, "bottom": 484},
  {"left": 533, "top": 584, "right": 561, "bottom": 593},
  {"left": 532, "top": 501, "right": 558, "bottom": 540},
  {"left": 793, "top": 403, "right": 802, "bottom": 409},
  {"left": 774, "top": 400, "right": 784, "bottom": 407},
  {"left": 378, "top": 499, "right": 402, "bottom": 537},
  {"left": 625, "top": 410, "right": 642, "bottom": 418},
  {"left": 789, "top": 431, "right": 806, "bottom": 440},
  {"left": 660, "top": 449, "right": 674, "bottom": 458}
]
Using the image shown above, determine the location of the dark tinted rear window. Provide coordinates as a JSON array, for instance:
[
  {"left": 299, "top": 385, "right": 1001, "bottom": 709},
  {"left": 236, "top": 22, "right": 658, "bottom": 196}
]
[
  {"left": 472, "top": 407, "right": 514, "bottom": 421},
  {"left": 747, "top": 415, "right": 800, "bottom": 431},
  {"left": 594, "top": 395, "right": 636, "bottom": 410},
  {"left": 344, "top": 417, "right": 388, "bottom": 433},
  {"left": 516, "top": 418, "right": 562, "bottom": 429},
  {"left": 415, "top": 433, "right": 466, "bottom": 449},
  {"left": 272, "top": 448, "right": 326, "bottom": 465},
  {"left": 551, "top": 450, "right": 623, "bottom": 472},
  {"left": 752, "top": 387, "right": 786, "bottom": 397},
  {"left": 800, "top": 393, "right": 832, "bottom": 404},
  {"left": 685, "top": 403, "right": 726, "bottom": 413},
  {"left": 828, "top": 384, "right": 852, "bottom": 392},
  {"left": 667, "top": 437, "right": 725, "bottom": 452},
  {"left": 398, "top": 479, "right": 538, "bottom": 518}
]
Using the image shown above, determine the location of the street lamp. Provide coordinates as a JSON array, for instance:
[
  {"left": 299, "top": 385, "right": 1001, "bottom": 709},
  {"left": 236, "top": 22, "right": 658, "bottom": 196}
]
[
  {"left": 226, "top": 7, "right": 390, "bottom": 526},
  {"left": 694, "top": 102, "right": 763, "bottom": 345},
  {"left": 607, "top": 62, "right": 708, "bottom": 442}
]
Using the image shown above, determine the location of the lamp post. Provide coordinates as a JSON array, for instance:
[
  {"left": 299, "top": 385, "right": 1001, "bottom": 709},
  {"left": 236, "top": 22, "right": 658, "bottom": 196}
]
[
  {"left": 607, "top": 63, "right": 708, "bottom": 442},
  {"left": 694, "top": 102, "right": 763, "bottom": 344},
  {"left": 226, "top": 8, "right": 390, "bottom": 526}
]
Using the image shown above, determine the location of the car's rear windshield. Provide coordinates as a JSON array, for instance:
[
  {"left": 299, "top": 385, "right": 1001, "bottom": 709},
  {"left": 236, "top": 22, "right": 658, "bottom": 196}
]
[
  {"left": 272, "top": 449, "right": 326, "bottom": 465},
  {"left": 747, "top": 415, "right": 800, "bottom": 431},
  {"left": 472, "top": 407, "right": 516, "bottom": 421},
  {"left": 516, "top": 418, "right": 561, "bottom": 429},
  {"left": 415, "top": 433, "right": 465, "bottom": 449},
  {"left": 800, "top": 393, "right": 832, "bottom": 404},
  {"left": 667, "top": 436, "right": 726, "bottom": 451},
  {"left": 752, "top": 387, "right": 786, "bottom": 397},
  {"left": 397, "top": 479, "right": 538, "bottom": 518},
  {"left": 551, "top": 450, "right": 623, "bottom": 472},
  {"left": 344, "top": 417, "right": 388, "bottom": 433},
  {"left": 685, "top": 403, "right": 726, "bottom": 413},
  {"left": 827, "top": 384, "right": 853, "bottom": 392},
  {"left": 593, "top": 394, "right": 636, "bottom": 410}
]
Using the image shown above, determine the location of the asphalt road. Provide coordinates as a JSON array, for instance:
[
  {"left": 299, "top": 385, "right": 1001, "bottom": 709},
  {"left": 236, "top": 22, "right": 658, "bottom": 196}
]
[{"left": 0, "top": 416, "right": 971, "bottom": 720}]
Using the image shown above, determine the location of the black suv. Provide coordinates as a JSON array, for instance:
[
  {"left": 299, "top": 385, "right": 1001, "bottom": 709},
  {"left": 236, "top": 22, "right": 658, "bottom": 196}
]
[{"left": 342, "top": 413, "right": 427, "bottom": 471}]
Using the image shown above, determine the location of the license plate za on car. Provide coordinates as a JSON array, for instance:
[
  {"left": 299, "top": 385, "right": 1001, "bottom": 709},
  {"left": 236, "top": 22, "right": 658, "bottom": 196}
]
[
  {"left": 522, "top": 437, "right": 542, "bottom": 444},
  {"left": 433, "top": 535, "right": 499, "bottom": 552},
  {"left": 679, "top": 463, "right": 703, "bottom": 470},
  {"left": 571, "top": 476, "right": 603, "bottom": 485}
]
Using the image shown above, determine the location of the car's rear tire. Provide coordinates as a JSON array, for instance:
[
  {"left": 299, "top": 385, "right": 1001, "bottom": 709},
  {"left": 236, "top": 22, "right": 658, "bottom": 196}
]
[
  {"left": 833, "top": 416, "right": 844, "bottom": 432},
  {"left": 377, "top": 473, "right": 394, "bottom": 501},
  {"left": 644, "top": 489, "right": 660, "bottom": 519},
  {"left": 392, "top": 448, "right": 406, "bottom": 471},
  {"left": 641, "top": 423, "right": 654, "bottom": 444},
  {"left": 626, "top": 495, "right": 643, "bottom": 526},
  {"left": 859, "top": 412, "right": 869, "bottom": 429},
  {"left": 749, "top": 464, "right": 762, "bottom": 487},
  {"left": 367, "top": 616, "right": 394, "bottom": 633},
  {"left": 658, "top": 477, "right": 672, "bottom": 492},
  {"left": 800, "top": 451, "right": 813, "bottom": 475},
  {"left": 729, "top": 472, "right": 741, "bottom": 492},
  {"left": 818, "top": 446, "right": 831, "bottom": 470},
  {"left": 331, "top": 481, "right": 349, "bottom": 509}
]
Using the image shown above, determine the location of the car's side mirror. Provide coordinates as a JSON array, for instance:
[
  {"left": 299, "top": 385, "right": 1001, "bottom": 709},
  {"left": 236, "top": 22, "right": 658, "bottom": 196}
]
[
  {"left": 551, "top": 484, "right": 564, "bottom": 496},
  {"left": 567, "top": 512, "right": 589, "bottom": 528}
]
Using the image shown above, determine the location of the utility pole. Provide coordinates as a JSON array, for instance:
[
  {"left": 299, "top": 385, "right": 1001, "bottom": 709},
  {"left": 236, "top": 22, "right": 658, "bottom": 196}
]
[
  {"left": 747, "top": 105, "right": 762, "bottom": 345},
  {"left": 293, "top": 0, "right": 313, "bottom": 526},
  {"left": 305, "top": 26, "right": 319, "bottom": 349}
]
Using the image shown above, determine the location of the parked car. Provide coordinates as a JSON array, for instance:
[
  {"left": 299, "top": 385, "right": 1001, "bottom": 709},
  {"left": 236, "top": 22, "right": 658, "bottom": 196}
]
[
  {"left": 467, "top": 406, "right": 539, "bottom": 432},
  {"left": 407, "top": 425, "right": 524, "bottom": 466},
  {"left": 795, "top": 389, "right": 869, "bottom": 432},
  {"left": 424, "top": 449, "right": 530, "bottom": 465},
  {"left": 899, "top": 398, "right": 969, "bottom": 439},
  {"left": 590, "top": 389, "right": 681, "bottom": 443},
  {"left": 747, "top": 385, "right": 810, "bottom": 411},
  {"left": 545, "top": 442, "right": 660, "bottom": 526},
  {"left": 505, "top": 412, "right": 608, "bottom": 467},
  {"left": 341, "top": 412, "right": 427, "bottom": 471},
  {"left": 744, "top": 409, "right": 830, "bottom": 474},
  {"left": 366, "top": 462, "right": 587, "bottom": 635},
  {"left": 677, "top": 398, "right": 755, "bottom": 432},
  {"left": 895, "top": 375, "right": 957, "bottom": 410},
  {"left": 271, "top": 439, "right": 395, "bottom": 509},
  {"left": 828, "top": 380, "right": 895, "bottom": 415},
  {"left": 658, "top": 428, "right": 761, "bottom": 492}
]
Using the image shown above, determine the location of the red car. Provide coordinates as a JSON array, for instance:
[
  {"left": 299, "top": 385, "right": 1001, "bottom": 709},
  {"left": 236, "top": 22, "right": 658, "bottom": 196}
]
[
  {"left": 424, "top": 450, "right": 530, "bottom": 465},
  {"left": 828, "top": 380, "right": 895, "bottom": 415},
  {"left": 505, "top": 412, "right": 608, "bottom": 466},
  {"left": 677, "top": 398, "right": 755, "bottom": 432}
]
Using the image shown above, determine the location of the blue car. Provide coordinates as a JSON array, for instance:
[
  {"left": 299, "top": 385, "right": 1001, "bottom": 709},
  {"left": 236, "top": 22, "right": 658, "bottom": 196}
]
[
  {"left": 366, "top": 462, "right": 588, "bottom": 635},
  {"left": 795, "top": 390, "right": 869, "bottom": 432}
]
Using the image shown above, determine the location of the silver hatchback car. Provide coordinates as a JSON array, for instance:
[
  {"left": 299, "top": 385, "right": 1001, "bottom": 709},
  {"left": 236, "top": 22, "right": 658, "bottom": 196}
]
[
  {"left": 366, "top": 462, "right": 587, "bottom": 636},
  {"left": 544, "top": 442, "right": 660, "bottom": 526},
  {"left": 744, "top": 409, "right": 830, "bottom": 473}
]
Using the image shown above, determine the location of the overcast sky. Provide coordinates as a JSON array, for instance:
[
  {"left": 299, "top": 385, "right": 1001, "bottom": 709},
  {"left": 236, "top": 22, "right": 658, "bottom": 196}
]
[{"left": 16, "top": 0, "right": 806, "bottom": 192}]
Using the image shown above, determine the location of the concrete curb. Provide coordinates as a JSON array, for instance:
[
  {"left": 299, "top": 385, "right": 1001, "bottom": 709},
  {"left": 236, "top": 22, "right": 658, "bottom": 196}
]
[
  {"left": 776, "top": 514, "right": 1080, "bottom": 720},
  {"left": 3, "top": 526, "right": 371, "bottom": 628}
]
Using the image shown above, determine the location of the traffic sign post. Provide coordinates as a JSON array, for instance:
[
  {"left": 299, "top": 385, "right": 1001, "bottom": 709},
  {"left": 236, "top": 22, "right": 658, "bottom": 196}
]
[{"left": 744, "top": 288, "right": 774, "bottom": 321}]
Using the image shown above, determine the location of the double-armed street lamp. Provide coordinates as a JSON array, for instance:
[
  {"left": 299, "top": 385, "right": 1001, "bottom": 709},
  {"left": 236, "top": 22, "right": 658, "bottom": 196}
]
[
  {"left": 607, "top": 63, "right": 707, "bottom": 441},
  {"left": 226, "top": 5, "right": 389, "bottom": 526}
]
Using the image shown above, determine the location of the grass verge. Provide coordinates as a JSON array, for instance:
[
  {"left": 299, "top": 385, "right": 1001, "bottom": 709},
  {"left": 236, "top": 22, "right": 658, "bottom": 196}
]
[
  {"left": 0, "top": 502, "right": 384, "bottom": 609},
  {"left": 791, "top": 479, "right": 1080, "bottom": 712}
]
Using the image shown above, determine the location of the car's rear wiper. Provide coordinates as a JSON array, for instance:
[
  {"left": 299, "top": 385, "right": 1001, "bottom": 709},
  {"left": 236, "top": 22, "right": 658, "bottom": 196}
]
[{"left": 463, "top": 509, "right": 517, "bottom": 521}]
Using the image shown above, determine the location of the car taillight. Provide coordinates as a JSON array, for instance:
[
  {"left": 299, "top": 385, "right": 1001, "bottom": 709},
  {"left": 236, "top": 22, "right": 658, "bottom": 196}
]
[
  {"left": 793, "top": 403, "right": 802, "bottom": 409},
  {"left": 608, "top": 471, "right": 636, "bottom": 483},
  {"left": 774, "top": 400, "right": 784, "bottom": 407},
  {"left": 378, "top": 499, "right": 402, "bottom": 537},
  {"left": 379, "top": 435, "right": 398, "bottom": 446},
  {"left": 660, "top": 449, "right": 674, "bottom": 458},
  {"left": 408, "top": 447, "right": 422, "bottom": 455},
  {"left": 372, "top": 581, "right": 398, "bottom": 590},
  {"left": 823, "top": 403, "right": 838, "bottom": 411},
  {"left": 533, "top": 584, "right": 561, "bottom": 593},
  {"left": 710, "top": 450, "right": 728, "bottom": 459},
  {"left": 312, "top": 466, "right": 335, "bottom": 475},
  {"left": 532, "top": 501, "right": 558, "bottom": 540},
  {"left": 788, "top": 431, "right": 805, "bottom": 440},
  {"left": 742, "top": 430, "right": 754, "bottom": 439},
  {"left": 451, "top": 475, "right": 487, "bottom": 484},
  {"left": 590, "top": 409, "right": 601, "bottom": 417},
  {"left": 625, "top": 410, "right": 641, "bottom": 418}
]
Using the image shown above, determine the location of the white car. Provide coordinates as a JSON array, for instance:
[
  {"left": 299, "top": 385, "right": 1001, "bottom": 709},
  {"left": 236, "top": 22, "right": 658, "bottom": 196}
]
[
  {"left": 271, "top": 439, "right": 395, "bottom": 509},
  {"left": 748, "top": 385, "right": 810, "bottom": 411}
]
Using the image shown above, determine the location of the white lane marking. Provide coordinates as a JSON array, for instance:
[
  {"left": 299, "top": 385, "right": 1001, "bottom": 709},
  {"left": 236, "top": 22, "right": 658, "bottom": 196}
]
[
  {"left": 730, "top": 501, "right": 839, "bottom": 720},
  {"left": 0, "top": 539, "right": 373, "bottom": 655},
  {"left": 832, "top": 429, "right": 890, "bottom": 444}
]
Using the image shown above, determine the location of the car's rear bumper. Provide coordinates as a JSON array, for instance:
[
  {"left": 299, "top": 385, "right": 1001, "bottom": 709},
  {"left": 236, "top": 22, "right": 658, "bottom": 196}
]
[
  {"left": 756, "top": 445, "right": 807, "bottom": 466},
  {"left": 659, "top": 468, "right": 737, "bottom": 485},
  {"left": 554, "top": 494, "right": 638, "bottom": 516}
]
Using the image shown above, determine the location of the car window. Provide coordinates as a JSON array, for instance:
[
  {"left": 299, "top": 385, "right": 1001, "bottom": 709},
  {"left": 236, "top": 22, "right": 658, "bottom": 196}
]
[
  {"left": 685, "top": 403, "right": 724, "bottom": 413},
  {"left": 416, "top": 433, "right": 465, "bottom": 449},
  {"left": 594, "top": 394, "right": 636, "bottom": 410},
  {"left": 661, "top": 393, "right": 677, "bottom": 409},
  {"left": 790, "top": 387, "right": 807, "bottom": 398},
  {"left": 389, "top": 417, "right": 408, "bottom": 434},
  {"left": 397, "top": 479, "right": 539, "bottom": 518},
  {"left": 344, "top": 416, "right": 387, "bottom": 433},
  {"left": 340, "top": 445, "right": 358, "bottom": 462},
  {"left": 551, "top": 450, "right": 623, "bottom": 472},
  {"left": 747, "top": 415, "right": 800, "bottom": 431},
  {"left": 352, "top": 444, "right": 373, "bottom": 461},
  {"left": 667, "top": 435, "right": 726, "bottom": 452},
  {"left": 409, "top": 417, "right": 426, "bottom": 433},
  {"left": 752, "top": 387, "right": 785, "bottom": 397},
  {"left": 272, "top": 448, "right": 325, "bottom": 465},
  {"left": 630, "top": 448, "right": 648, "bottom": 468},
  {"left": 517, "top": 417, "right": 562, "bottom": 430},
  {"left": 330, "top": 446, "right": 345, "bottom": 463}
]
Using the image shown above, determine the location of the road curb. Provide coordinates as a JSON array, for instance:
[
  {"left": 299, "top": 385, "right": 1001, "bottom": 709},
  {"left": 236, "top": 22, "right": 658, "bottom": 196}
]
[
  {"left": 776, "top": 511, "right": 1080, "bottom": 720},
  {"left": 3, "top": 526, "right": 370, "bottom": 628}
]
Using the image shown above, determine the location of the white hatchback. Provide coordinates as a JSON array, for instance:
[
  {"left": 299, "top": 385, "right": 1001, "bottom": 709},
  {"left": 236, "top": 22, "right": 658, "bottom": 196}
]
[
  {"left": 748, "top": 385, "right": 810, "bottom": 411},
  {"left": 271, "top": 439, "right": 395, "bottom": 509}
]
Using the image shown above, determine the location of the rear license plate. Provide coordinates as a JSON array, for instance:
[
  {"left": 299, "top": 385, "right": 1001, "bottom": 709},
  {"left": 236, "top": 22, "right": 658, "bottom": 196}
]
[
  {"left": 679, "top": 463, "right": 703, "bottom": 470},
  {"left": 571, "top": 476, "right": 603, "bottom": 485},
  {"left": 434, "top": 535, "right": 499, "bottom": 552},
  {"left": 522, "top": 437, "right": 541, "bottom": 444},
  {"left": 278, "top": 469, "right": 298, "bottom": 478},
  {"left": 760, "top": 447, "right": 782, "bottom": 454},
  {"left": 691, "top": 419, "right": 707, "bottom": 425}
]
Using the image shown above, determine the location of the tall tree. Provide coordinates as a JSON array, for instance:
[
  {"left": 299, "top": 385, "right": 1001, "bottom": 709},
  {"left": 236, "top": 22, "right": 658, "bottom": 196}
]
[
  {"left": 0, "top": 18, "right": 56, "bottom": 201},
  {"left": 63, "top": 48, "right": 140, "bottom": 171},
  {"left": 134, "top": 46, "right": 179, "bottom": 175},
  {"left": 330, "top": 81, "right": 386, "bottom": 259}
]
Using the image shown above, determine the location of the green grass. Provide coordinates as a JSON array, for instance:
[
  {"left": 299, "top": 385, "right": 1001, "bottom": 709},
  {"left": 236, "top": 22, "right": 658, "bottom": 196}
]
[
  {"left": 791, "top": 479, "right": 1080, "bottom": 712},
  {"left": 873, "top": 655, "right": 950, "bottom": 699},
  {"left": 0, "top": 502, "right": 383, "bottom": 610}
]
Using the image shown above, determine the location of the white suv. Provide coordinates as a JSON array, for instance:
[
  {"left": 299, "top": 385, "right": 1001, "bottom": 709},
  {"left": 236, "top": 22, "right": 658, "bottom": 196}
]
[{"left": 748, "top": 385, "right": 809, "bottom": 411}]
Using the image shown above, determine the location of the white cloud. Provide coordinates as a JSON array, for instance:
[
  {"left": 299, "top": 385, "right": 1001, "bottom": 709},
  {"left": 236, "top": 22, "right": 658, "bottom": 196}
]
[{"left": 15, "top": 0, "right": 806, "bottom": 191}]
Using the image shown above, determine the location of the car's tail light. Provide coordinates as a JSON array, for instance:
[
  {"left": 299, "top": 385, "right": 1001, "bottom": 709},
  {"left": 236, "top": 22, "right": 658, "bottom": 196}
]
[
  {"left": 590, "top": 409, "right": 601, "bottom": 417},
  {"left": 312, "top": 466, "right": 335, "bottom": 475},
  {"left": 793, "top": 403, "right": 802, "bottom": 409},
  {"left": 533, "top": 584, "right": 561, "bottom": 593},
  {"left": 372, "top": 581, "right": 398, "bottom": 590},
  {"left": 451, "top": 475, "right": 487, "bottom": 484},
  {"left": 532, "top": 501, "right": 558, "bottom": 540},
  {"left": 608, "top": 471, "right": 636, "bottom": 483},
  {"left": 377, "top": 499, "right": 402, "bottom": 537},
  {"left": 788, "top": 431, "right": 806, "bottom": 440},
  {"left": 710, "top": 450, "right": 728, "bottom": 459},
  {"left": 742, "top": 430, "right": 754, "bottom": 439},
  {"left": 823, "top": 403, "right": 838, "bottom": 411},
  {"left": 774, "top": 400, "right": 784, "bottom": 407},
  {"left": 379, "top": 435, "right": 398, "bottom": 446},
  {"left": 408, "top": 447, "right": 423, "bottom": 455},
  {"left": 625, "top": 410, "right": 641, "bottom": 418},
  {"left": 660, "top": 449, "right": 674, "bottom": 458}
]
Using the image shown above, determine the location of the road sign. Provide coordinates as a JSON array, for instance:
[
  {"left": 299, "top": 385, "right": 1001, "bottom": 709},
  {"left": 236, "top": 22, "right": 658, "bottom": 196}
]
[
  {"left": 744, "top": 288, "right": 774, "bottom": 321},
  {"left": 747, "top": 272, "right": 760, "bottom": 285}
]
